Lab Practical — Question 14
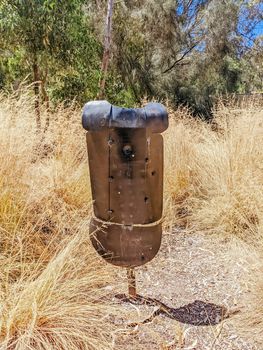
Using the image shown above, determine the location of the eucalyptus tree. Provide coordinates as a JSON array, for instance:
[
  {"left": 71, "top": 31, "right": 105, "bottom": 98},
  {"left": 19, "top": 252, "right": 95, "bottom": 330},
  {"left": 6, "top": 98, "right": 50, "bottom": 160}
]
[
  {"left": 98, "top": 0, "right": 115, "bottom": 99},
  {"left": 0, "top": 0, "right": 100, "bottom": 129},
  {"left": 107, "top": 0, "right": 212, "bottom": 102},
  {"left": 110, "top": 0, "right": 262, "bottom": 114}
]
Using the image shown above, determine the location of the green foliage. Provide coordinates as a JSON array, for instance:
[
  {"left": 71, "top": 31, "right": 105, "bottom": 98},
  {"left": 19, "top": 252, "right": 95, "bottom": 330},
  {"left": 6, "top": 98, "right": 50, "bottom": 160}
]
[
  {"left": 0, "top": 49, "right": 26, "bottom": 90},
  {"left": 0, "top": 0, "right": 262, "bottom": 112},
  {"left": 104, "top": 71, "right": 137, "bottom": 107},
  {"left": 106, "top": 0, "right": 263, "bottom": 116},
  {"left": 0, "top": 0, "right": 102, "bottom": 103}
]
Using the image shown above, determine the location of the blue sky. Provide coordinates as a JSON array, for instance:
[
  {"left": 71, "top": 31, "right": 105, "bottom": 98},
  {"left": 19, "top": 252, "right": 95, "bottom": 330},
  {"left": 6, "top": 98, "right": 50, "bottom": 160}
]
[{"left": 252, "top": 21, "right": 263, "bottom": 38}]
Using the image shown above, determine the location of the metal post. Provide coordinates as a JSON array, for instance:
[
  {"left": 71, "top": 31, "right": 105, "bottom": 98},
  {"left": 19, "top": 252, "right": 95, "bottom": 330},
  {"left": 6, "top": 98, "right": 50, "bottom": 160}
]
[{"left": 127, "top": 268, "right": 136, "bottom": 298}]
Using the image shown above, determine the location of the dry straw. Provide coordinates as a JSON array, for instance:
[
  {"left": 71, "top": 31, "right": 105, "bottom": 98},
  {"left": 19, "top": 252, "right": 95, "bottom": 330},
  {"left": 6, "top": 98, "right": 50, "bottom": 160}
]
[
  {"left": 0, "top": 92, "right": 117, "bottom": 350},
  {"left": 1, "top": 90, "right": 263, "bottom": 348}
]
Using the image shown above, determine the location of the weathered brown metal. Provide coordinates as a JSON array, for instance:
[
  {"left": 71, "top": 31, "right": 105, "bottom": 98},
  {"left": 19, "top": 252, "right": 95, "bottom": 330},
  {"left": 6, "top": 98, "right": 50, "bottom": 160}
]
[
  {"left": 89, "top": 217, "right": 162, "bottom": 266},
  {"left": 127, "top": 268, "right": 136, "bottom": 298},
  {"left": 82, "top": 101, "right": 168, "bottom": 267}
]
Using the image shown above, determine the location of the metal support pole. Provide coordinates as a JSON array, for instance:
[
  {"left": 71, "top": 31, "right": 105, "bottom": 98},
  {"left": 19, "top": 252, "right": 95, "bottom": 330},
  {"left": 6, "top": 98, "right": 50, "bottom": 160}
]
[{"left": 127, "top": 268, "right": 136, "bottom": 298}]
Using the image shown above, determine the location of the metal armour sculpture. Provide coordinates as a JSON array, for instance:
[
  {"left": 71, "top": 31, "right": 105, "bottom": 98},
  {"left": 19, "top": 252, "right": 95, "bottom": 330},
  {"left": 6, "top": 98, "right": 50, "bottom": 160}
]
[{"left": 82, "top": 101, "right": 168, "bottom": 267}]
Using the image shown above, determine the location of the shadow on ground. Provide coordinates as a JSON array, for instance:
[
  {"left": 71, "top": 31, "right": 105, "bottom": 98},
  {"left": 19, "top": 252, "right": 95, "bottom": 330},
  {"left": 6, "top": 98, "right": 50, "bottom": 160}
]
[{"left": 116, "top": 294, "right": 227, "bottom": 326}]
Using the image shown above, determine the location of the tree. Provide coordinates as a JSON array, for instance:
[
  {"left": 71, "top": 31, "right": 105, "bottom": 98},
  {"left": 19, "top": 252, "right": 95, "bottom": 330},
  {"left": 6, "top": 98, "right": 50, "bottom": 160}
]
[
  {"left": 109, "top": 0, "right": 262, "bottom": 115},
  {"left": 0, "top": 0, "right": 262, "bottom": 113},
  {"left": 98, "top": 0, "right": 115, "bottom": 99},
  {"left": 107, "top": 0, "right": 212, "bottom": 102},
  {"left": 0, "top": 0, "right": 101, "bottom": 129}
]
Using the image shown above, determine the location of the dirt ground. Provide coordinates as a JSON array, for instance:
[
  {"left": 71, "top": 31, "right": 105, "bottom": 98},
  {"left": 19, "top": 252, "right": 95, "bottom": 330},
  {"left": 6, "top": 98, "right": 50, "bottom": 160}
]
[{"left": 109, "top": 230, "right": 261, "bottom": 350}]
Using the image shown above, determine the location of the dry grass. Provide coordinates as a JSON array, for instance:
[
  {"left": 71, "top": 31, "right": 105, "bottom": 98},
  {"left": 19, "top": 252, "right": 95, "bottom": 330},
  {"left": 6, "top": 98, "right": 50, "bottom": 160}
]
[
  {"left": 0, "top": 91, "right": 263, "bottom": 348},
  {"left": 165, "top": 102, "right": 263, "bottom": 243},
  {"left": 232, "top": 244, "right": 263, "bottom": 347},
  {"left": 163, "top": 101, "right": 263, "bottom": 346},
  {"left": 0, "top": 92, "right": 116, "bottom": 350},
  {"left": 0, "top": 229, "right": 117, "bottom": 350}
]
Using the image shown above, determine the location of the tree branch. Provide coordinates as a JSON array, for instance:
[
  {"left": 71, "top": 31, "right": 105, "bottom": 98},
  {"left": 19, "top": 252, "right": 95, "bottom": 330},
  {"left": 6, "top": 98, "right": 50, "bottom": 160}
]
[
  {"left": 162, "top": 44, "right": 197, "bottom": 74},
  {"left": 97, "top": 0, "right": 115, "bottom": 99}
]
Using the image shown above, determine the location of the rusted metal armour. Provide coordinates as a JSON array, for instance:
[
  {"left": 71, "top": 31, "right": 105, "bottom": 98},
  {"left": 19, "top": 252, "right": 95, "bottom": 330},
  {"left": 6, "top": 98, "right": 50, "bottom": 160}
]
[{"left": 82, "top": 101, "right": 168, "bottom": 267}]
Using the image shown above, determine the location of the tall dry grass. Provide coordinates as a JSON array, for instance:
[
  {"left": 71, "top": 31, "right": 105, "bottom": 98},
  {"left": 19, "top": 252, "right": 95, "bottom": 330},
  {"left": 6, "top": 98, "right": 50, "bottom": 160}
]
[
  {"left": 165, "top": 101, "right": 263, "bottom": 244},
  {"left": 0, "top": 92, "right": 117, "bottom": 350},
  {"left": 164, "top": 101, "right": 263, "bottom": 344},
  {"left": 1, "top": 90, "right": 263, "bottom": 348}
]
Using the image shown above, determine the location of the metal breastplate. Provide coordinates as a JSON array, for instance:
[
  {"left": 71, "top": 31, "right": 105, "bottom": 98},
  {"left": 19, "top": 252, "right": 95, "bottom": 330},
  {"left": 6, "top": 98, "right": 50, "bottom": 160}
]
[{"left": 82, "top": 101, "right": 168, "bottom": 267}]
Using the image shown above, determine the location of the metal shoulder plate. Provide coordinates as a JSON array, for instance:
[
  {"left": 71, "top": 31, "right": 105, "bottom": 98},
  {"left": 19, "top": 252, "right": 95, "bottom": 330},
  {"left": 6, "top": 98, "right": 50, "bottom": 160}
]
[{"left": 82, "top": 101, "right": 168, "bottom": 133}]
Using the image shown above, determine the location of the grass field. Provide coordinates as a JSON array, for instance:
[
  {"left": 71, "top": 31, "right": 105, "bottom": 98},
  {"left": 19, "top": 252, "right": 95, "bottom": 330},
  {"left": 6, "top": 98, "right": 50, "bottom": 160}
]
[{"left": 0, "top": 91, "right": 263, "bottom": 349}]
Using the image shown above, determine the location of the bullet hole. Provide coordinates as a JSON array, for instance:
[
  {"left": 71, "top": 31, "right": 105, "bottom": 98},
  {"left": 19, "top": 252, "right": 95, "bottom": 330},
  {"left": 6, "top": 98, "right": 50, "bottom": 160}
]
[
  {"left": 145, "top": 157, "right": 149, "bottom": 163},
  {"left": 109, "top": 176, "right": 114, "bottom": 182},
  {"left": 151, "top": 170, "right": 156, "bottom": 176},
  {"left": 108, "top": 209, "right": 114, "bottom": 214},
  {"left": 122, "top": 144, "right": 134, "bottom": 160},
  {"left": 108, "top": 138, "right": 114, "bottom": 146},
  {"left": 141, "top": 254, "right": 145, "bottom": 261},
  {"left": 144, "top": 197, "right": 149, "bottom": 203}
]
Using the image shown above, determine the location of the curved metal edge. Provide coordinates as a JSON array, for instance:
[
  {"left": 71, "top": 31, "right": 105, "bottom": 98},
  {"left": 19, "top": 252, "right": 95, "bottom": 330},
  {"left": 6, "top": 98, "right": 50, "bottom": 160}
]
[
  {"left": 82, "top": 100, "right": 168, "bottom": 133},
  {"left": 144, "top": 102, "right": 169, "bottom": 133},
  {"left": 89, "top": 217, "right": 162, "bottom": 267},
  {"left": 82, "top": 100, "right": 112, "bottom": 131}
]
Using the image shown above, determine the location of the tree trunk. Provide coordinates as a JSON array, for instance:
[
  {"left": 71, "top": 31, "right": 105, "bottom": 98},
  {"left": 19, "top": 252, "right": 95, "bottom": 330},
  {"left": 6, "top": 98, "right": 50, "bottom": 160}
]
[
  {"left": 97, "top": 0, "right": 114, "bottom": 99},
  {"left": 41, "top": 66, "right": 50, "bottom": 110},
  {"left": 41, "top": 66, "right": 51, "bottom": 133},
  {"left": 33, "top": 57, "right": 41, "bottom": 130}
]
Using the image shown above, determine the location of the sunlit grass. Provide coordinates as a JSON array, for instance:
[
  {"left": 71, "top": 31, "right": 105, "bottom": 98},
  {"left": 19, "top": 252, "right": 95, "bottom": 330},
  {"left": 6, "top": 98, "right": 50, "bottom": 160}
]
[
  {"left": 0, "top": 93, "right": 116, "bottom": 350},
  {"left": 0, "top": 91, "right": 263, "bottom": 348}
]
